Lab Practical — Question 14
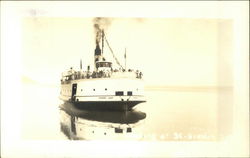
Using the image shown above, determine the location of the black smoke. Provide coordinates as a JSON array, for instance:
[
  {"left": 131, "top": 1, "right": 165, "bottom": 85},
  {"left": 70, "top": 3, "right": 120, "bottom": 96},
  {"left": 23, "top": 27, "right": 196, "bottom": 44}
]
[
  {"left": 93, "top": 17, "right": 112, "bottom": 45},
  {"left": 93, "top": 17, "right": 112, "bottom": 56}
]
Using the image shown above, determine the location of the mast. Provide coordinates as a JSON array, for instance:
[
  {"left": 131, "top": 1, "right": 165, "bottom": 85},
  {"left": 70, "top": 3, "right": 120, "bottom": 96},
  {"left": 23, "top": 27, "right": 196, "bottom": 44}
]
[{"left": 101, "top": 29, "right": 104, "bottom": 57}]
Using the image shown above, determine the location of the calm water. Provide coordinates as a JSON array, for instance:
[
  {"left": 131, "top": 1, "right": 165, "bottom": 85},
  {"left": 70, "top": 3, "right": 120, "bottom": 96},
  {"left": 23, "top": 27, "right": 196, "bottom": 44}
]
[{"left": 21, "top": 84, "right": 233, "bottom": 141}]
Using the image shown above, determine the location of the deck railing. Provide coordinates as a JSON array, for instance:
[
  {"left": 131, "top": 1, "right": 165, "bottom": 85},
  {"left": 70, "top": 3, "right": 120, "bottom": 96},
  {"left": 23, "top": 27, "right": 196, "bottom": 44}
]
[{"left": 61, "top": 70, "right": 143, "bottom": 84}]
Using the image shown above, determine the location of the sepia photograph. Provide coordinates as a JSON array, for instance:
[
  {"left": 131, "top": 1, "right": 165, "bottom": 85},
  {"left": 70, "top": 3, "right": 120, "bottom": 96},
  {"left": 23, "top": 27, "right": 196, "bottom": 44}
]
[{"left": 1, "top": 1, "right": 249, "bottom": 157}]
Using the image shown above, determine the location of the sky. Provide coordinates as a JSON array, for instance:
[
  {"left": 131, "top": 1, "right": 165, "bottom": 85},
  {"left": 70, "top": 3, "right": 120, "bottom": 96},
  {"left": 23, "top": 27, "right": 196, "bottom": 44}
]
[{"left": 22, "top": 17, "right": 233, "bottom": 87}]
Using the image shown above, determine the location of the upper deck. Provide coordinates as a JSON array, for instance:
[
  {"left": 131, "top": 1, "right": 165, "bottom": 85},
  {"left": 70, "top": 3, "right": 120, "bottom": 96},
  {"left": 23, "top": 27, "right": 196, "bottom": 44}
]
[{"left": 61, "top": 69, "right": 143, "bottom": 84}]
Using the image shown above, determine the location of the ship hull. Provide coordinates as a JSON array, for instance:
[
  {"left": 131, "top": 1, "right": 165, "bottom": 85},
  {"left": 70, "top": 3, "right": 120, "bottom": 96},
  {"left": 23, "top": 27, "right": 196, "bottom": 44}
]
[
  {"left": 65, "top": 100, "right": 145, "bottom": 111},
  {"left": 60, "top": 77, "right": 146, "bottom": 111}
]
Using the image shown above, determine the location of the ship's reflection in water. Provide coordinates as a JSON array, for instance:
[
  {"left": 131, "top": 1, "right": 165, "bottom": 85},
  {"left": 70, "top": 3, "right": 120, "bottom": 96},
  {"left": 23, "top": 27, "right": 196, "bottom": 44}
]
[{"left": 59, "top": 102, "right": 146, "bottom": 140}]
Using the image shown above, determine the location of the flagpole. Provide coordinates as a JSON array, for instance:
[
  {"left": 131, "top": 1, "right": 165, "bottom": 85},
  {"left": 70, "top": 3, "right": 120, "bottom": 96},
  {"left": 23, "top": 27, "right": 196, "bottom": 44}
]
[
  {"left": 80, "top": 59, "right": 82, "bottom": 70},
  {"left": 125, "top": 48, "right": 127, "bottom": 71}
]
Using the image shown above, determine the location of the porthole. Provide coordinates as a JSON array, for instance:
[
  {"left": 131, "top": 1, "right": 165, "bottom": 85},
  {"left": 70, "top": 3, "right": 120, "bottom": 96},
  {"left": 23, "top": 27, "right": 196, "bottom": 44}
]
[
  {"left": 127, "top": 91, "right": 132, "bottom": 96},
  {"left": 127, "top": 128, "right": 132, "bottom": 133},
  {"left": 105, "top": 88, "right": 107, "bottom": 91},
  {"left": 115, "top": 128, "right": 123, "bottom": 133},
  {"left": 115, "top": 91, "right": 124, "bottom": 96},
  {"left": 93, "top": 89, "right": 95, "bottom": 91}
]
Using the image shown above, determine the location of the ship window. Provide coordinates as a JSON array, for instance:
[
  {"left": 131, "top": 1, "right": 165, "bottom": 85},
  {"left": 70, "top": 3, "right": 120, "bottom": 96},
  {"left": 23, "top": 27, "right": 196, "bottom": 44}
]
[
  {"left": 127, "top": 128, "right": 132, "bottom": 133},
  {"left": 93, "top": 89, "right": 95, "bottom": 91},
  {"left": 127, "top": 91, "right": 132, "bottom": 96},
  {"left": 115, "top": 128, "right": 123, "bottom": 133},
  {"left": 115, "top": 91, "right": 123, "bottom": 96},
  {"left": 105, "top": 88, "right": 107, "bottom": 91},
  {"left": 96, "top": 62, "right": 112, "bottom": 68}
]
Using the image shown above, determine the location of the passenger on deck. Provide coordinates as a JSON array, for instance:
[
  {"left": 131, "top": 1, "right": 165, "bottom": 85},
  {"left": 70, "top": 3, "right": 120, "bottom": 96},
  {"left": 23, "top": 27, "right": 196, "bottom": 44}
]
[
  {"left": 83, "top": 71, "right": 86, "bottom": 79},
  {"left": 80, "top": 71, "right": 84, "bottom": 79},
  {"left": 99, "top": 71, "right": 103, "bottom": 78},
  {"left": 92, "top": 71, "right": 96, "bottom": 78},
  {"left": 136, "top": 70, "right": 139, "bottom": 78},
  {"left": 87, "top": 66, "right": 91, "bottom": 78},
  {"left": 74, "top": 72, "right": 77, "bottom": 79},
  {"left": 87, "top": 72, "right": 90, "bottom": 79},
  {"left": 77, "top": 71, "right": 81, "bottom": 79},
  {"left": 108, "top": 71, "right": 111, "bottom": 77},
  {"left": 139, "top": 72, "right": 143, "bottom": 79}
]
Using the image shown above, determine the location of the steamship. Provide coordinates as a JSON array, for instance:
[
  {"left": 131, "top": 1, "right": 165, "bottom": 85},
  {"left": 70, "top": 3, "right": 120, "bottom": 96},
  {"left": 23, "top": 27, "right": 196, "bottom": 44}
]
[{"left": 59, "top": 30, "right": 146, "bottom": 111}]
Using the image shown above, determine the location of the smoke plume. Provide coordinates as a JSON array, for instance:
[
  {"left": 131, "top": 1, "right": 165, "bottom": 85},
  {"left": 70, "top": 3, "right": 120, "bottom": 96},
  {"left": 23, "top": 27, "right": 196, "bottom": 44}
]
[{"left": 93, "top": 17, "right": 112, "bottom": 45}]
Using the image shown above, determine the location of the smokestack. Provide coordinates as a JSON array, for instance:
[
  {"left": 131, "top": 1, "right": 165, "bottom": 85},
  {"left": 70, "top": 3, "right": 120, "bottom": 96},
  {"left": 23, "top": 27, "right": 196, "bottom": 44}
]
[
  {"left": 95, "top": 44, "right": 101, "bottom": 56},
  {"left": 93, "top": 18, "right": 112, "bottom": 67},
  {"left": 93, "top": 17, "right": 112, "bottom": 50}
]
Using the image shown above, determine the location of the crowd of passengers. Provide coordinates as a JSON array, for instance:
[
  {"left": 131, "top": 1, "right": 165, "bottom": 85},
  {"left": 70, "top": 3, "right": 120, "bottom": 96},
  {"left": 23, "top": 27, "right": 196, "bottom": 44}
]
[{"left": 61, "top": 68, "right": 143, "bottom": 84}]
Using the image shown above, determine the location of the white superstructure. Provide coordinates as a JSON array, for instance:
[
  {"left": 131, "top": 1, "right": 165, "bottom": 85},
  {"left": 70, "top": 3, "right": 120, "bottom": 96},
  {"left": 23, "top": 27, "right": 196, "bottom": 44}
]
[{"left": 59, "top": 29, "right": 146, "bottom": 111}]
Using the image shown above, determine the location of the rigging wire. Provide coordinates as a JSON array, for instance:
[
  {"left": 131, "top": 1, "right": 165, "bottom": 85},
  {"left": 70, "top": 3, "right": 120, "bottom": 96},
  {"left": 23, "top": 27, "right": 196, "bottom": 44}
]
[{"left": 103, "top": 32, "right": 124, "bottom": 69}]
